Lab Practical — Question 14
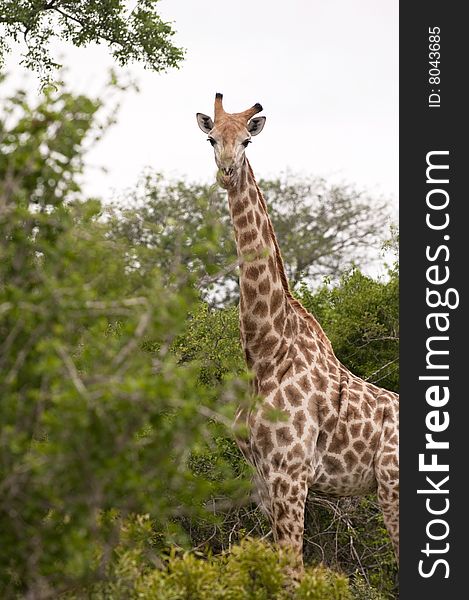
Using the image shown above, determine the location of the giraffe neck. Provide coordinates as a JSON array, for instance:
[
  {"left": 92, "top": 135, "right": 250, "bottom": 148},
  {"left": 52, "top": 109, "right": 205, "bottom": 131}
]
[{"left": 228, "top": 159, "right": 293, "bottom": 367}]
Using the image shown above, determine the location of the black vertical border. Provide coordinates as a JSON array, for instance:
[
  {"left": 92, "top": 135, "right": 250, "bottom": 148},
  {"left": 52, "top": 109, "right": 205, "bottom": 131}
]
[{"left": 400, "top": 3, "right": 466, "bottom": 598}]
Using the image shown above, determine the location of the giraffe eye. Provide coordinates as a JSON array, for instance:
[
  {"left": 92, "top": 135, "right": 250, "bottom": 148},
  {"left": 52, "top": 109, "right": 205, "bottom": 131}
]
[
  {"left": 207, "top": 137, "right": 216, "bottom": 147},
  {"left": 242, "top": 139, "right": 251, "bottom": 148}
]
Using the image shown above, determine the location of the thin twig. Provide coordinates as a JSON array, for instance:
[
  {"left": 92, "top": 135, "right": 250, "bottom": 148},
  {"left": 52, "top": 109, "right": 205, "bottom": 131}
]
[
  {"left": 56, "top": 344, "right": 90, "bottom": 401},
  {"left": 4, "top": 325, "right": 46, "bottom": 385},
  {"left": 196, "top": 405, "right": 234, "bottom": 430},
  {"left": 365, "top": 357, "right": 399, "bottom": 383},
  {"left": 196, "top": 258, "right": 241, "bottom": 289},
  {"left": 112, "top": 309, "right": 152, "bottom": 371}
]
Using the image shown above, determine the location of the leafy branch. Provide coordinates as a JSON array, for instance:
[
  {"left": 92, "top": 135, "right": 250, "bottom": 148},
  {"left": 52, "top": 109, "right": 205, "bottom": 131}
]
[{"left": 0, "top": 0, "right": 185, "bottom": 83}]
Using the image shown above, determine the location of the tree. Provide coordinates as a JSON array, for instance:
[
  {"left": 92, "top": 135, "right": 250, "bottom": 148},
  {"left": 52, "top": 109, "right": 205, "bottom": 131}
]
[
  {"left": 297, "top": 253, "right": 399, "bottom": 392},
  {"left": 260, "top": 176, "right": 390, "bottom": 288},
  {"left": 0, "top": 79, "right": 245, "bottom": 597},
  {"left": 108, "top": 172, "right": 237, "bottom": 305},
  {"left": 108, "top": 171, "right": 392, "bottom": 305},
  {"left": 0, "top": 0, "right": 184, "bottom": 82}
]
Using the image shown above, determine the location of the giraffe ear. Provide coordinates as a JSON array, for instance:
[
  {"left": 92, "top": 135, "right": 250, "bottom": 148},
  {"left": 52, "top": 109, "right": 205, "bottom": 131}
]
[
  {"left": 196, "top": 113, "right": 214, "bottom": 134},
  {"left": 247, "top": 116, "right": 266, "bottom": 136}
]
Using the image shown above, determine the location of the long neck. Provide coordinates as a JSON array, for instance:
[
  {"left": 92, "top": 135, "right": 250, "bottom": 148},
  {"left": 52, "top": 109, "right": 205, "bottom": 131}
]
[{"left": 228, "top": 159, "right": 292, "bottom": 367}]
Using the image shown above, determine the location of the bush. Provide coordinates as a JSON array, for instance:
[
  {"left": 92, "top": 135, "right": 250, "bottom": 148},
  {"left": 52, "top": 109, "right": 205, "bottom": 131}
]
[
  {"left": 297, "top": 265, "right": 399, "bottom": 392},
  {"left": 87, "top": 537, "right": 358, "bottom": 600},
  {"left": 0, "top": 80, "right": 249, "bottom": 597},
  {"left": 350, "top": 575, "right": 387, "bottom": 600}
]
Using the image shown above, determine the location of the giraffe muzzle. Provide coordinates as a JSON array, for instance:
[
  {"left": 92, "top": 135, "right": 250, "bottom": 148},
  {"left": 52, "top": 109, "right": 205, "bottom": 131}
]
[{"left": 217, "top": 167, "right": 237, "bottom": 190}]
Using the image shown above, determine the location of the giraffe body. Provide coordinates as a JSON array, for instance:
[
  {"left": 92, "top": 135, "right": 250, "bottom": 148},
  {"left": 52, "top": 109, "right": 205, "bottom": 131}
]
[{"left": 196, "top": 95, "right": 399, "bottom": 570}]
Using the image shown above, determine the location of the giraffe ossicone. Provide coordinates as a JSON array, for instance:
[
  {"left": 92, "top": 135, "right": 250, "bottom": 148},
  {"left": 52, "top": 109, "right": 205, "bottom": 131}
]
[{"left": 196, "top": 93, "right": 399, "bottom": 573}]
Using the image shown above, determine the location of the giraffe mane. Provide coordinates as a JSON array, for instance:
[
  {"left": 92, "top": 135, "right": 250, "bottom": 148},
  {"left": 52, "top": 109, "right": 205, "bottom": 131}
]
[{"left": 246, "top": 160, "right": 333, "bottom": 350}]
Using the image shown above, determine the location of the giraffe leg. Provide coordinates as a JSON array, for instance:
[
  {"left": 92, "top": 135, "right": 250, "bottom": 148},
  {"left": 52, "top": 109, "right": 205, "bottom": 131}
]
[
  {"left": 375, "top": 453, "right": 399, "bottom": 559},
  {"left": 260, "top": 469, "right": 309, "bottom": 579}
]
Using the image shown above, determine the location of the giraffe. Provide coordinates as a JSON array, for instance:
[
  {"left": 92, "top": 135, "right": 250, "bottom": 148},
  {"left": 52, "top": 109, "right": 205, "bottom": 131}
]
[{"left": 196, "top": 93, "right": 399, "bottom": 573}]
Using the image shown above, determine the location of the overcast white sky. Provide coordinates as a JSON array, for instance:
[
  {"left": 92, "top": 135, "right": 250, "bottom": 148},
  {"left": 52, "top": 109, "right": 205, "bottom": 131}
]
[{"left": 4, "top": 0, "right": 398, "bottom": 212}]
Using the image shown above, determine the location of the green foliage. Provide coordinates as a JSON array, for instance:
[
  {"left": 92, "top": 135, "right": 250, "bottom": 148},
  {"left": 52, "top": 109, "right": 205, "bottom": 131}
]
[
  {"left": 259, "top": 177, "right": 390, "bottom": 288},
  {"left": 297, "top": 264, "right": 399, "bottom": 392},
  {"left": 173, "top": 302, "right": 244, "bottom": 385},
  {"left": 171, "top": 262, "right": 399, "bottom": 597},
  {"left": 0, "top": 80, "right": 247, "bottom": 597},
  {"left": 86, "top": 537, "right": 355, "bottom": 600},
  {"left": 0, "top": 76, "right": 101, "bottom": 206},
  {"left": 107, "top": 172, "right": 238, "bottom": 305},
  {"left": 350, "top": 575, "right": 388, "bottom": 600},
  {"left": 108, "top": 170, "right": 392, "bottom": 305},
  {"left": 0, "top": 0, "right": 184, "bottom": 82}
]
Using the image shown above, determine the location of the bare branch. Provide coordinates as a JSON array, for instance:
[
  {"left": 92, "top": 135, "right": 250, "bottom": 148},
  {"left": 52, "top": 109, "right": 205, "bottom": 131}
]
[
  {"left": 365, "top": 357, "right": 399, "bottom": 383},
  {"left": 111, "top": 308, "right": 152, "bottom": 371},
  {"left": 4, "top": 325, "right": 46, "bottom": 385},
  {"left": 196, "top": 405, "right": 234, "bottom": 430},
  {"left": 196, "top": 258, "right": 241, "bottom": 289},
  {"left": 56, "top": 344, "right": 90, "bottom": 400}
]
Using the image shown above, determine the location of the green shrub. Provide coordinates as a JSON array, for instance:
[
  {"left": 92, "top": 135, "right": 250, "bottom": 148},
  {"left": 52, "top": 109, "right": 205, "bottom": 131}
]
[
  {"left": 350, "top": 575, "right": 388, "bottom": 600},
  {"left": 83, "top": 537, "right": 375, "bottom": 600},
  {"left": 297, "top": 265, "right": 399, "bottom": 392},
  {"left": 296, "top": 566, "right": 350, "bottom": 600},
  {"left": 0, "top": 81, "right": 249, "bottom": 597}
]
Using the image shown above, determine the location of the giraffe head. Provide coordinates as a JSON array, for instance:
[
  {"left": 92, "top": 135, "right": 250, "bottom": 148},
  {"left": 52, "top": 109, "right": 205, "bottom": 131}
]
[{"left": 196, "top": 93, "right": 266, "bottom": 189}]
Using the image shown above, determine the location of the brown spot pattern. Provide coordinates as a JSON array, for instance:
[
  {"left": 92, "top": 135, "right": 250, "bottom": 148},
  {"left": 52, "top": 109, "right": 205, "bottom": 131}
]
[
  {"left": 253, "top": 300, "right": 268, "bottom": 318},
  {"left": 258, "top": 277, "right": 271, "bottom": 295},
  {"left": 256, "top": 423, "right": 273, "bottom": 457},
  {"left": 292, "top": 411, "right": 306, "bottom": 437},
  {"left": 221, "top": 159, "right": 399, "bottom": 561},
  {"left": 270, "top": 289, "right": 283, "bottom": 315},
  {"left": 323, "top": 455, "right": 344, "bottom": 474},
  {"left": 276, "top": 427, "right": 294, "bottom": 445},
  {"left": 242, "top": 282, "right": 257, "bottom": 304},
  {"left": 245, "top": 265, "right": 260, "bottom": 280},
  {"left": 285, "top": 384, "right": 303, "bottom": 407}
]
